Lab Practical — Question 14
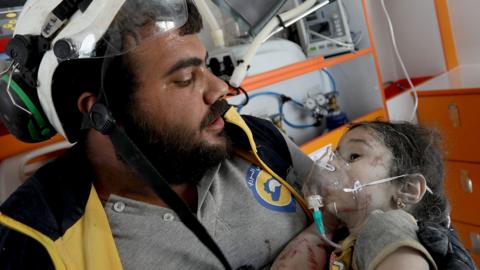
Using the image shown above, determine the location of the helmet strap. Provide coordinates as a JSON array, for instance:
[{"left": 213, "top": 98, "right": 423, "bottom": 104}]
[{"left": 80, "top": 55, "right": 232, "bottom": 269}]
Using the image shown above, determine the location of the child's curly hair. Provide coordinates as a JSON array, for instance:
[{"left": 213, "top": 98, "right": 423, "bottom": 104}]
[{"left": 347, "top": 121, "right": 480, "bottom": 269}]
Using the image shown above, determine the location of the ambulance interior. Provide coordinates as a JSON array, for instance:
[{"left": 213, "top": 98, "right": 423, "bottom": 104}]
[{"left": 0, "top": 0, "right": 479, "bottom": 267}]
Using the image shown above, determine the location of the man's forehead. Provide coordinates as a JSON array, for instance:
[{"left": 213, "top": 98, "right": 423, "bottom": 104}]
[
  {"left": 129, "top": 31, "right": 205, "bottom": 60},
  {"left": 124, "top": 32, "right": 207, "bottom": 79}
]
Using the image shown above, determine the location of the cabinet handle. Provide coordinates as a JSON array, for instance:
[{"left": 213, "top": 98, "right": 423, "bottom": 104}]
[
  {"left": 460, "top": 170, "right": 474, "bottom": 193},
  {"left": 471, "top": 233, "right": 480, "bottom": 255},
  {"left": 448, "top": 103, "right": 461, "bottom": 128}
]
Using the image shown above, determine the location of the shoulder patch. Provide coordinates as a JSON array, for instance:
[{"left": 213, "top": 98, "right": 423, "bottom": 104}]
[{"left": 245, "top": 165, "right": 296, "bottom": 212}]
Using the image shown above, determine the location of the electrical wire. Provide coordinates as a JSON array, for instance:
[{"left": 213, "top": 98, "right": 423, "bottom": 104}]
[
  {"left": 351, "top": 31, "right": 364, "bottom": 47},
  {"left": 3, "top": 63, "right": 32, "bottom": 115},
  {"left": 308, "top": 30, "right": 354, "bottom": 49},
  {"left": 0, "top": 61, "right": 14, "bottom": 76},
  {"left": 380, "top": 0, "right": 418, "bottom": 122}
]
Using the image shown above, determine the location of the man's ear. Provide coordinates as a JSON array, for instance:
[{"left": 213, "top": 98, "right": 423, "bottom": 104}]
[
  {"left": 395, "top": 175, "right": 427, "bottom": 206},
  {"left": 77, "top": 92, "right": 97, "bottom": 114}
]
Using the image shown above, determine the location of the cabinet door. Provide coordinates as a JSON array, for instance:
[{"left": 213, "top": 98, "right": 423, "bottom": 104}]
[
  {"left": 445, "top": 161, "right": 480, "bottom": 226},
  {"left": 417, "top": 94, "right": 480, "bottom": 162},
  {"left": 453, "top": 221, "right": 480, "bottom": 268}
]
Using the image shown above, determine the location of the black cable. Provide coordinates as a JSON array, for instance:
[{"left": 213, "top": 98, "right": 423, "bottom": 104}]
[
  {"left": 276, "top": 14, "right": 286, "bottom": 29},
  {"left": 237, "top": 86, "right": 249, "bottom": 107},
  {"left": 226, "top": 83, "right": 249, "bottom": 108}
]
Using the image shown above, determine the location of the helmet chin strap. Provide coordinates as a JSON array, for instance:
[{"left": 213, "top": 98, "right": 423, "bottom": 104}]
[{"left": 80, "top": 101, "right": 232, "bottom": 270}]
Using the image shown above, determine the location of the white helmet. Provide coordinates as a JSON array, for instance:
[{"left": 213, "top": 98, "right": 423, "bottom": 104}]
[{"left": 0, "top": 0, "right": 188, "bottom": 142}]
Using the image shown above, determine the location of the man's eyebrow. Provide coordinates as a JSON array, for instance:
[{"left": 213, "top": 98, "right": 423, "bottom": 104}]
[{"left": 166, "top": 57, "right": 203, "bottom": 76}]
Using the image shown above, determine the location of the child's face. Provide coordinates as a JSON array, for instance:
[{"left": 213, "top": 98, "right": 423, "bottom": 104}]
[{"left": 320, "top": 127, "right": 398, "bottom": 231}]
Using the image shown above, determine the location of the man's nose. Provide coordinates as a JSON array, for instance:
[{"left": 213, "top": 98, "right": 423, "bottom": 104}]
[{"left": 204, "top": 71, "right": 228, "bottom": 105}]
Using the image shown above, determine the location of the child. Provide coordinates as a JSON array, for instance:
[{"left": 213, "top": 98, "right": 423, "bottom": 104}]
[{"left": 272, "top": 121, "right": 476, "bottom": 270}]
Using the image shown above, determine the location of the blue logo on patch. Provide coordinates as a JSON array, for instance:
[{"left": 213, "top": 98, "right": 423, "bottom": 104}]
[{"left": 245, "top": 165, "right": 296, "bottom": 212}]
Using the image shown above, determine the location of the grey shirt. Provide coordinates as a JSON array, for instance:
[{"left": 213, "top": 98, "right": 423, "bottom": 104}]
[
  {"left": 353, "top": 210, "right": 438, "bottom": 270},
  {"left": 104, "top": 139, "right": 312, "bottom": 270}
]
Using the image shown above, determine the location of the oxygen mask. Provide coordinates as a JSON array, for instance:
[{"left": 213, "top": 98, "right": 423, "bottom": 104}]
[
  {"left": 305, "top": 146, "right": 432, "bottom": 230},
  {"left": 304, "top": 147, "right": 355, "bottom": 220}
]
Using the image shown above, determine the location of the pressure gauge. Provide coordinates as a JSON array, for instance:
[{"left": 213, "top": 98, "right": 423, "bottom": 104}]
[
  {"left": 315, "top": 94, "right": 327, "bottom": 106},
  {"left": 305, "top": 97, "right": 317, "bottom": 110}
]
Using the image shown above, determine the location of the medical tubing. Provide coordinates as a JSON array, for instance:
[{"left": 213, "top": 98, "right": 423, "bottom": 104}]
[
  {"left": 313, "top": 209, "right": 341, "bottom": 249},
  {"left": 320, "top": 232, "right": 341, "bottom": 250},
  {"left": 236, "top": 91, "right": 283, "bottom": 112},
  {"left": 250, "top": 91, "right": 284, "bottom": 99},
  {"left": 229, "top": 19, "right": 277, "bottom": 87},
  {"left": 309, "top": 197, "right": 341, "bottom": 250},
  {"left": 380, "top": 0, "right": 418, "bottom": 122},
  {"left": 279, "top": 100, "right": 317, "bottom": 129},
  {"left": 322, "top": 69, "right": 337, "bottom": 93},
  {"left": 229, "top": 0, "right": 317, "bottom": 87},
  {"left": 313, "top": 209, "right": 326, "bottom": 234},
  {"left": 237, "top": 91, "right": 300, "bottom": 110},
  {"left": 236, "top": 91, "right": 317, "bottom": 128},
  {"left": 194, "top": 0, "right": 225, "bottom": 47}
]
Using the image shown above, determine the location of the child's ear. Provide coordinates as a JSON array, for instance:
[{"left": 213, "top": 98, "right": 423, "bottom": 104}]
[{"left": 394, "top": 175, "right": 427, "bottom": 206}]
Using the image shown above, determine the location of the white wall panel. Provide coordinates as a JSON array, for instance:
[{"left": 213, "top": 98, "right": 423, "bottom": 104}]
[
  {"left": 448, "top": 0, "right": 480, "bottom": 65},
  {"left": 366, "top": 0, "right": 446, "bottom": 83}
]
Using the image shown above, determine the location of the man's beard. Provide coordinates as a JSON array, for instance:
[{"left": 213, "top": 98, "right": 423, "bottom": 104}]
[{"left": 121, "top": 100, "right": 232, "bottom": 185}]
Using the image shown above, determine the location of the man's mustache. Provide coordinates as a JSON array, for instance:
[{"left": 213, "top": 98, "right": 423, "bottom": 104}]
[{"left": 200, "top": 99, "right": 230, "bottom": 129}]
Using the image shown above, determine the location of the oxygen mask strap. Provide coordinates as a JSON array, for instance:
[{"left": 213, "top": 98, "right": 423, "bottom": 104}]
[
  {"left": 343, "top": 173, "right": 433, "bottom": 195},
  {"left": 343, "top": 174, "right": 410, "bottom": 194}
]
